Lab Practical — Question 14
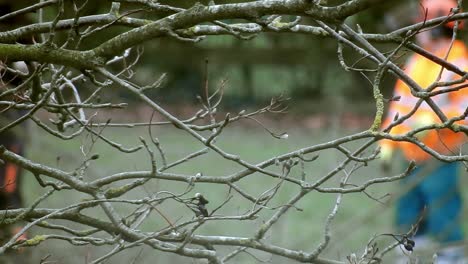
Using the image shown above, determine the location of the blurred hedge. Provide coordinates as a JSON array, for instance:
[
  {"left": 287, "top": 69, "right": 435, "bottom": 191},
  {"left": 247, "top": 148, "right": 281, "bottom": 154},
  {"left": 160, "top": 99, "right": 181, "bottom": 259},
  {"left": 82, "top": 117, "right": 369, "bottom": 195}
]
[{"left": 4, "top": 0, "right": 468, "bottom": 112}]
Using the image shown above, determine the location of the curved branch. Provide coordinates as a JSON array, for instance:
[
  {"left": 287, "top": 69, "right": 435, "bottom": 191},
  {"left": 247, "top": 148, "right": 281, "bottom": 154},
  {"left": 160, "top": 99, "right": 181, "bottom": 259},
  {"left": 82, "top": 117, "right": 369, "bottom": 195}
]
[
  {"left": 0, "top": 14, "right": 148, "bottom": 43},
  {"left": 0, "top": 43, "right": 97, "bottom": 68}
]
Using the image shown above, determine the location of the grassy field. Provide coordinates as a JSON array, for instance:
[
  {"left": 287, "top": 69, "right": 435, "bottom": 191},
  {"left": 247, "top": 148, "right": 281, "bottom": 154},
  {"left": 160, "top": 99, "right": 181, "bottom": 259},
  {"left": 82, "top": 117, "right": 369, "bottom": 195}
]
[{"left": 14, "top": 118, "right": 468, "bottom": 263}]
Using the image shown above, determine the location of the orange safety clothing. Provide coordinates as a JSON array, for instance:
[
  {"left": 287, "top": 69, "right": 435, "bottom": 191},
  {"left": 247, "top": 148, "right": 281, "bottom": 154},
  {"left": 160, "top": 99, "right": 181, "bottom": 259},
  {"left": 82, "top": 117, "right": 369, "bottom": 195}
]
[
  {"left": 3, "top": 144, "right": 20, "bottom": 194},
  {"left": 381, "top": 39, "right": 468, "bottom": 162},
  {"left": 417, "top": 0, "right": 463, "bottom": 29}
]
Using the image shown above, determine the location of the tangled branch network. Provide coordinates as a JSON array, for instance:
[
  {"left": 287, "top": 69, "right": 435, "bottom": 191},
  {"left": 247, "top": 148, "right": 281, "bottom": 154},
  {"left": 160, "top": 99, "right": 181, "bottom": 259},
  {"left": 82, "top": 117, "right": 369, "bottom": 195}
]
[{"left": 0, "top": 0, "right": 467, "bottom": 263}]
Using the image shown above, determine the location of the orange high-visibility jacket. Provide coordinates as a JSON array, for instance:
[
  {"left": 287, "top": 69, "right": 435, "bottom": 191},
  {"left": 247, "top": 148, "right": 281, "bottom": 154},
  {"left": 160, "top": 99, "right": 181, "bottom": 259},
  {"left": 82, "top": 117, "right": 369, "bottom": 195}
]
[{"left": 381, "top": 39, "right": 468, "bottom": 162}]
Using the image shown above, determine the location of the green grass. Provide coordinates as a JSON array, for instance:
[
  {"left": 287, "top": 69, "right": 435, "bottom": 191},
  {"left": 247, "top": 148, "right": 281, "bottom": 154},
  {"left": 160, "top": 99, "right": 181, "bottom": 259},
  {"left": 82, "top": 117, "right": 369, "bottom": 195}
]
[{"left": 16, "top": 123, "right": 468, "bottom": 263}]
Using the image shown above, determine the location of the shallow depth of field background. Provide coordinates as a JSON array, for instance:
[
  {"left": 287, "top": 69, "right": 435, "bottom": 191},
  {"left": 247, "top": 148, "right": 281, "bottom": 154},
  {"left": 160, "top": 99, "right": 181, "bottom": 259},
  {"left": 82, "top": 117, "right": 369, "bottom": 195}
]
[
  {"left": 20, "top": 116, "right": 468, "bottom": 263},
  {"left": 3, "top": 0, "right": 468, "bottom": 263}
]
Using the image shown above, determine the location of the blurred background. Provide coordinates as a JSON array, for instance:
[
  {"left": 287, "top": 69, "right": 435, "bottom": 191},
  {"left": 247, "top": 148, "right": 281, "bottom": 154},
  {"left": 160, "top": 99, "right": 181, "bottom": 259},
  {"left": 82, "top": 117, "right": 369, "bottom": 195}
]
[{"left": 1, "top": 0, "right": 468, "bottom": 263}]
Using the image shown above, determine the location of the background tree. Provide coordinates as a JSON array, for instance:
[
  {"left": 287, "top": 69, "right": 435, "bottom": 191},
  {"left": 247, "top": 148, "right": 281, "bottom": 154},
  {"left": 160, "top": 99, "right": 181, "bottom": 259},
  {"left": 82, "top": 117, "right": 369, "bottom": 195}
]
[{"left": 0, "top": 0, "right": 467, "bottom": 263}]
